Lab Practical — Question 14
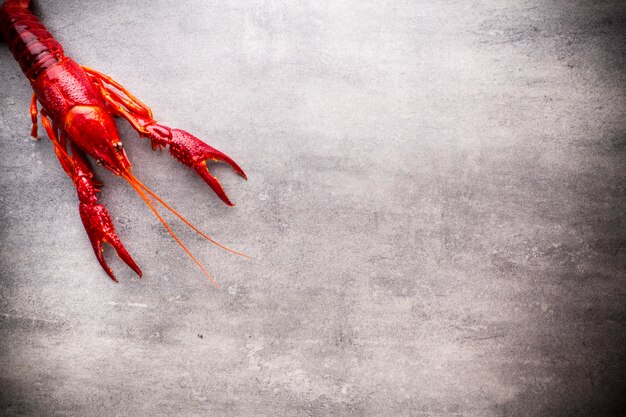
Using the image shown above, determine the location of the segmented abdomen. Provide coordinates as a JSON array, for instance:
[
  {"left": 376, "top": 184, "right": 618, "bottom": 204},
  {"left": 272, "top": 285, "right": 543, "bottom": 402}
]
[{"left": 0, "top": 2, "right": 64, "bottom": 81}]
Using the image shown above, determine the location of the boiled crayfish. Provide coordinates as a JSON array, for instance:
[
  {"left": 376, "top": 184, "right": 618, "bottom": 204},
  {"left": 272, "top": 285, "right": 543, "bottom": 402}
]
[{"left": 0, "top": 0, "right": 247, "bottom": 285}]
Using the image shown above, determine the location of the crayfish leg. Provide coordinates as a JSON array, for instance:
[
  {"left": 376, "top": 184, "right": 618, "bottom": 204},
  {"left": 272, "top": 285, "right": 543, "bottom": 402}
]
[
  {"left": 30, "top": 93, "right": 39, "bottom": 139},
  {"left": 92, "top": 82, "right": 246, "bottom": 204},
  {"left": 39, "top": 116, "right": 142, "bottom": 280},
  {"left": 70, "top": 144, "right": 142, "bottom": 281},
  {"left": 82, "top": 65, "right": 246, "bottom": 205},
  {"left": 40, "top": 110, "right": 74, "bottom": 176},
  {"left": 82, "top": 66, "right": 153, "bottom": 118}
]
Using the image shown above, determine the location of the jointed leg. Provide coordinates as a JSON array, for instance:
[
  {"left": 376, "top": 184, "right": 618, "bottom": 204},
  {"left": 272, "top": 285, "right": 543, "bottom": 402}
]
[
  {"left": 82, "top": 66, "right": 153, "bottom": 118},
  {"left": 85, "top": 67, "right": 246, "bottom": 206},
  {"left": 40, "top": 109, "right": 73, "bottom": 176},
  {"left": 30, "top": 94, "right": 39, "bottom": 139},
  {"left": 70, "top": 144, "right": 142, "bottom": 281},
  {"left": 40, "top": 110, "right": 141, "bottom": 281}
]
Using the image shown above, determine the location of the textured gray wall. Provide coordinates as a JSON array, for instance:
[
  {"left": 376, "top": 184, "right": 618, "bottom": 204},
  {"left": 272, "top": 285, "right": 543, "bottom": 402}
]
[{"left": 1, "top": 0, "right": 624, "bottom": 416}]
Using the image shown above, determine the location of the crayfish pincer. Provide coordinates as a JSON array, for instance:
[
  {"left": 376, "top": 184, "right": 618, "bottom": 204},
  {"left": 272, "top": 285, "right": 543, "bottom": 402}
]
[{"left": 0, "top": 0, "right": 247, "bottom": 285}]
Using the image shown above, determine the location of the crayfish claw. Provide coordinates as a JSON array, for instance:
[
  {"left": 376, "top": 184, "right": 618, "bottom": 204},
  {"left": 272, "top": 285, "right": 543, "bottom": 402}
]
[
  {"left": 108, "top": 237, "right": 142, "bottom": 278},
  {"left": 90, "top": 234, "right": 142, "bottom": 282},
  {"left": 80, "top": 202, "right": 142, "bottom": 281},
  {"left": 194, "top": 160, "right": 235, "bottom": 206},
  {"left": 92, "top": 240, "right": 118, "bottom": 282},
  {"left": 208, "top": 147, "right": 247, "bottom": 180},
  {"left": 166, "top": 128, "right": 247, "bottom": 205}
]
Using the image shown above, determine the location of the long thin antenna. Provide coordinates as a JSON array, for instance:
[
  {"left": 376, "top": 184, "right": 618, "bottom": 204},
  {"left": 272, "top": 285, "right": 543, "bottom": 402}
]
[
  {"left": 127, "top": 172, "right": 248, "bottom": 259},
  {"left": 124, "top": 174, "right": 219, "bottom": 288}
]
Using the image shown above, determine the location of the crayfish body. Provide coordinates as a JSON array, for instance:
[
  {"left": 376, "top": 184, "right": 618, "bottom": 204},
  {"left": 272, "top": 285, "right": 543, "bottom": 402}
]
[{"left": 0, "top": 0, "right": 247, "bottom": 284}]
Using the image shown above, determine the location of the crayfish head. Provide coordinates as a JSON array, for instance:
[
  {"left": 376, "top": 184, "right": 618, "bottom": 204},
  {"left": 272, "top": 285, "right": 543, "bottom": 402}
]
[{"left": 65, "top": 105, "right": 132, "bottom": 175}]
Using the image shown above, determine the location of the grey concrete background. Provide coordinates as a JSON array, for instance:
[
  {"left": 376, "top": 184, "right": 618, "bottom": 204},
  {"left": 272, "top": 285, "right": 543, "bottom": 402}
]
[{"left": 0, "top": 0, "right": 625, "bottom": 416}]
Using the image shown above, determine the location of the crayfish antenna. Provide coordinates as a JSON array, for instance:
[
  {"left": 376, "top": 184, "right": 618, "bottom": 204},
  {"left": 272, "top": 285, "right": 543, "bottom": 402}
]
[
  {"left": 123, "top": 174, "right": 219, "bottom": 288},
  {"left": 125, "top": 172, "right": 248, "bottom": 259}
]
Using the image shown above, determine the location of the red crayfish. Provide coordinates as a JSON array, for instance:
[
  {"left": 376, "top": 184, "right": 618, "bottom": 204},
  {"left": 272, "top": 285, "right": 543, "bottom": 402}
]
[{"left": 0, "top": 0, "right": 247, "bottom": 285}]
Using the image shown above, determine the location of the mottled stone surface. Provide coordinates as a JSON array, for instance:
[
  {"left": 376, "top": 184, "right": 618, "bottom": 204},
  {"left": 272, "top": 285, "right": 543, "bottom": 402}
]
[{"left": 0, "top": 0, "right": 624, "bottom": 416}]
